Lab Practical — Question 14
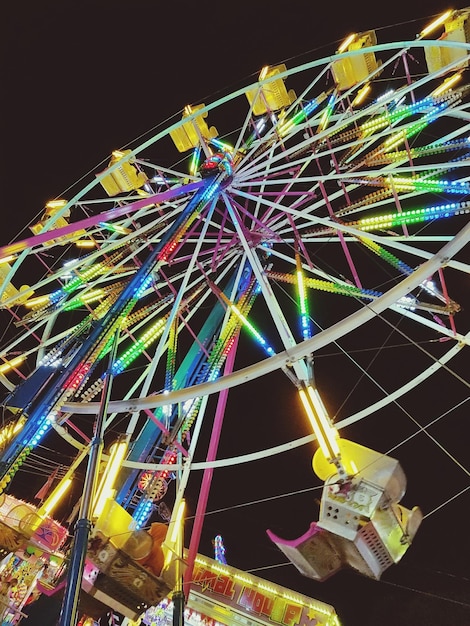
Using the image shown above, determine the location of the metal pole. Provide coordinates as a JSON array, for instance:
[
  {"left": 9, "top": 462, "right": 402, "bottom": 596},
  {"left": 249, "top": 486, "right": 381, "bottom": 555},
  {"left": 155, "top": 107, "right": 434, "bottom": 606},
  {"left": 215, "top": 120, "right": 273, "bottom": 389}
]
[
  {"left": 59, "top": 330, "right": 120, "bottom": 626},
  {"left": 172, "top": 427, "right": 185, "bottom": 626},
  {"left": 172, "top": 589, "right": 185, "bottom": 626},
  {"left": 172, "top": 510, "right": 185, "bottom": 626}
]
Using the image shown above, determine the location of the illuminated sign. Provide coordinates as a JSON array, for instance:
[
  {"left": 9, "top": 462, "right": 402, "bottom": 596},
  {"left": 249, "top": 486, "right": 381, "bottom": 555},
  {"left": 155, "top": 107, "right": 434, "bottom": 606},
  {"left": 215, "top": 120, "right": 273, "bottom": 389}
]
[{"left": 186, "top": 555, "right": 341, "bottom": 626}]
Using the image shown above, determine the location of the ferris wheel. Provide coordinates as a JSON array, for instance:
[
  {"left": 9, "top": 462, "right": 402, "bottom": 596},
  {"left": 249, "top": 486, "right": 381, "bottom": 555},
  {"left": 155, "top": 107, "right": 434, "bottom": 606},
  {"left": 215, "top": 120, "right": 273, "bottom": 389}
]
[{"left": 0, "top": 7, "right": 469, "bottom": 618}]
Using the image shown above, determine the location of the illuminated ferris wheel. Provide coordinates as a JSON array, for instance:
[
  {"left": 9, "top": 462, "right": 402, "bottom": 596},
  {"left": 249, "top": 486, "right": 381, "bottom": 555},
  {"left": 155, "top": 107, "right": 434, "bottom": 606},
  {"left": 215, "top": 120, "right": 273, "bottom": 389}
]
[{"left": 0, "top": 7, "right": 469, "bottom": 621}]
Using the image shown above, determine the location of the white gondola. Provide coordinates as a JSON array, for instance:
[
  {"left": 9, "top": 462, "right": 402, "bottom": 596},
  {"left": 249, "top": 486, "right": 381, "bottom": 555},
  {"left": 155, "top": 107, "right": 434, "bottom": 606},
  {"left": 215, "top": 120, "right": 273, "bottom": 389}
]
[{"left": 268, "top": 440, "right": 423, "bottom": 580}]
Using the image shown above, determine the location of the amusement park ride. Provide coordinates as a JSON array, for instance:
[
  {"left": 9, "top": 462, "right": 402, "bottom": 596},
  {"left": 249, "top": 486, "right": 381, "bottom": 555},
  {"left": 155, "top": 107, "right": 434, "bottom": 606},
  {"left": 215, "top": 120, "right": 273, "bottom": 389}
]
[{"left": 0, "top": 7, "right": 469, "bottom": 625}]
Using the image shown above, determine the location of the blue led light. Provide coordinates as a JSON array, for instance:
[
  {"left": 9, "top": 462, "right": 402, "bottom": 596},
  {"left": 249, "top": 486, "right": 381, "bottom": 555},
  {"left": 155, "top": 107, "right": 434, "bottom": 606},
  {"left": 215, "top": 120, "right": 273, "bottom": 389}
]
[{"left": 134, "top": 274, "right": 153, "bottom": 299}]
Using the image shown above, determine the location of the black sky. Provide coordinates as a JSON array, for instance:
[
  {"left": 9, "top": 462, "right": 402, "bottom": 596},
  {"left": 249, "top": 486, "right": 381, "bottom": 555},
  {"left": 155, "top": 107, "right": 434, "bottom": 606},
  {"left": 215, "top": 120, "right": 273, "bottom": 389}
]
[
  {"left": 2, "top": 2, "right": 470, "bottom": 625},
  {"left": 1, "top": 0, "right": 456, "bottom": 237}
]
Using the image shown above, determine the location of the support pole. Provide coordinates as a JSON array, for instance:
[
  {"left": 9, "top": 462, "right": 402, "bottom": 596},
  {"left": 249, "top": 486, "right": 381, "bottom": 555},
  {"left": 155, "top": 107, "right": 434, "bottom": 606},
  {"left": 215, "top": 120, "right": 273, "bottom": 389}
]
[
  {"left": 172, "top": 589, "right": 185, "bottom": 626},
  {"left": 59, "top": 331, "right": 120, "bottom": 626},
  {"left": 173, "top": 431, "right": 185, "bottom": 626}
]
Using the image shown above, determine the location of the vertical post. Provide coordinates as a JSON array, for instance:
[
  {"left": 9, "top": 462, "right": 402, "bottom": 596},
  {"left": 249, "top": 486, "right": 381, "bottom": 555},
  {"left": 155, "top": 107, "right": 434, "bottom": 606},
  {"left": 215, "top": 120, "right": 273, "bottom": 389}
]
[
  {"left": 172, "top": 586, "right": 185, "bottom": 626},
  {"left": 173, "top": 430, "right": 185, "bottom": 626},
  {"left": 59, "top": 331, "right": 120, "bottom": 626}
]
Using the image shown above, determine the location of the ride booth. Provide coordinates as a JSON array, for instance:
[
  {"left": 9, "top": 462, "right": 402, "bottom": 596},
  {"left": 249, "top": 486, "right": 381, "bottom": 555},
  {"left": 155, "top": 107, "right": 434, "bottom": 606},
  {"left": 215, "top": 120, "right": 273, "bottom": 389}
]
[{"left": 83, "top": 498, "right": 181, "bottom": 621}]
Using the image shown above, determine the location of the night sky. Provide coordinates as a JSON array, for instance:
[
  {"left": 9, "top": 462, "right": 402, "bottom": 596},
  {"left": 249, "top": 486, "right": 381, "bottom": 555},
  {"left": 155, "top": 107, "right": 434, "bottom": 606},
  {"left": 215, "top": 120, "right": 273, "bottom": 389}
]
[{"left": 2, "top": 2, "right": 470, "bottom": 625}]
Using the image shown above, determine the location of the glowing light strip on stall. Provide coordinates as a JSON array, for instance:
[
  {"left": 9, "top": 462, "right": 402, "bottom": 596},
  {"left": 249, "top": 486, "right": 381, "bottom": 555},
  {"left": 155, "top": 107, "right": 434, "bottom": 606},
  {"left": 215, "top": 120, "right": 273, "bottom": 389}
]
[{"left": 187, "top": 554, "right": 341, "bottom": 625}]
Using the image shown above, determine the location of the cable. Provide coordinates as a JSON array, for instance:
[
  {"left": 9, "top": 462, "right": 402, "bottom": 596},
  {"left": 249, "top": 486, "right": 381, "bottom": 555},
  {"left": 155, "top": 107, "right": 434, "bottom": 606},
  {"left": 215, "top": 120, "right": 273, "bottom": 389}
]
[
  {"left": 189, "top": 484, "right": 323, "bottom": 521},
  {"left": 424, "top": 484, "right": 470, "bottom": 519}
]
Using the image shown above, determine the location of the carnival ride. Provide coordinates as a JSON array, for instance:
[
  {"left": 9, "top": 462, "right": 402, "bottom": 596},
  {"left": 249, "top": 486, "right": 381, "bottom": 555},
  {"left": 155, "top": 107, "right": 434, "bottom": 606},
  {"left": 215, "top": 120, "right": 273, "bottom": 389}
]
[{"left": 0, "top": 7, "right": 469, "bottom": 624}]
